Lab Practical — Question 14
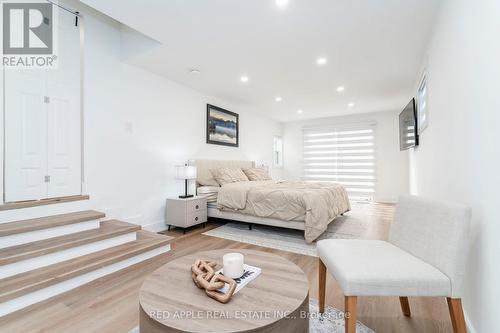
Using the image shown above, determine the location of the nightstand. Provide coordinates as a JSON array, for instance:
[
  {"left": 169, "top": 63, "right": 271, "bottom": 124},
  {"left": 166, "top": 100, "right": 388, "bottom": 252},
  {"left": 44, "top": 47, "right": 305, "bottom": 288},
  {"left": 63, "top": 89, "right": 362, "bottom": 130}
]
[{"left": 166, "top": 196, "right": 207, "bottom": 233}]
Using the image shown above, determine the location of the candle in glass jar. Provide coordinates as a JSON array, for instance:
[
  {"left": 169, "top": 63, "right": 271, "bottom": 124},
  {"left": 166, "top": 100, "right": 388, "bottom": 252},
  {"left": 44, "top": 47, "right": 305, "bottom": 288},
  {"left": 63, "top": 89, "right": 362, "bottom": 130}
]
[{"left": 222, "top": 253, "right": 244, "bottom": 279}]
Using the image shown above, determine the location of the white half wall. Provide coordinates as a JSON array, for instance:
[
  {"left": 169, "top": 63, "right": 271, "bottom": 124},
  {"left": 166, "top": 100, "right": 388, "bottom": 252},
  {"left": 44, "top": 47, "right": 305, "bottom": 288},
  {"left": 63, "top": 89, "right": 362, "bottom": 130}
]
[
  {"left": 0, "top": 2, "right": 283, "bottom": 230},
  {"left": 283, "top": 111, "right": 409, "bottom": 203},
  {"left": 409, "top": 0, "right": 500, "bottom": 332}
]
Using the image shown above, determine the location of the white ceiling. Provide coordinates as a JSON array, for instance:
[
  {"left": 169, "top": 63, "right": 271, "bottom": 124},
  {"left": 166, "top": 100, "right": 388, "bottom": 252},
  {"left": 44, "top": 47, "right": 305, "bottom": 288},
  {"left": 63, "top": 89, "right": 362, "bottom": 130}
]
[{"left": 80, "top": 0, "right": 441, "bottom": 122}]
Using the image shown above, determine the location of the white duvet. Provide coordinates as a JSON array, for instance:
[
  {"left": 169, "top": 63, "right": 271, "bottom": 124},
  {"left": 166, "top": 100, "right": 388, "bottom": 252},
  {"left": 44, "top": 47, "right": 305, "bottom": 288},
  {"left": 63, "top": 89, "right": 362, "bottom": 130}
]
[{"left": 217, "top": 180, "right": 351, "bottom": 243}]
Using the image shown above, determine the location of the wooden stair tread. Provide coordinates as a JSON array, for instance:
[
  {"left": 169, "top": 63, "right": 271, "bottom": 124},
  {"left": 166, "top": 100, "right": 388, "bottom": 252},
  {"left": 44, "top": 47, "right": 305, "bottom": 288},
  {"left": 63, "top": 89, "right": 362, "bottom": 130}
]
[
  {"left": 0, "top": 233, "right": 172, "bottom": 303},
  {"left": 0, "top": 210, "right": 105, "bottom": 237},
  {"left": 0, "top": 220, "right": 140, "bottom": 266},
  {"left": 136, "top": 230, "right": 174, "bottom": 242},
  {"left": 0, "top": 195, "right": 90, "bottom": 211}
]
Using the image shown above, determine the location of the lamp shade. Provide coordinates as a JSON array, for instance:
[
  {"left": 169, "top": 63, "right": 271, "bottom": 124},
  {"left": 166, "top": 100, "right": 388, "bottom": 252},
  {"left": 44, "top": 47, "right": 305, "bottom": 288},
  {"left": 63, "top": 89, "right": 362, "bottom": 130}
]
[{"left": 175, "top": 165, "right": 197, "bottom": 180}]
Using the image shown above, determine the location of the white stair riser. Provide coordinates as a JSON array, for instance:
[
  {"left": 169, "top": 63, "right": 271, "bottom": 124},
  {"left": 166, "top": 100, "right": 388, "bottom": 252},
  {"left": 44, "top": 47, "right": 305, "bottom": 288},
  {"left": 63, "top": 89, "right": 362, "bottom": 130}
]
[
  {"left": 0, "top": 201, "right": 92, "bottom": 224},
  {"left": 0, "top": 232, "right": 137, "bottom": 279},
  {"left": 0, "top": 220, "right": 100, "bottom": 249},
  {"left": 0, "top": 244, "right": 171, "bottom": 317}
]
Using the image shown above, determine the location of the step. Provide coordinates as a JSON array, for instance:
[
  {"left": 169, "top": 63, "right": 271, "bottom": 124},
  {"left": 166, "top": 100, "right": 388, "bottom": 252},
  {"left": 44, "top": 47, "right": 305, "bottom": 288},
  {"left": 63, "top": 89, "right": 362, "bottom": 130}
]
[
  {"left": 0, "top": 220, "right": 141, "bottom": 278},
  {"left": 0, "top": 195, "right": 90, "bottom": 212},
  {"left": 0, "top": 211, "right": 105, "bottom": 249},
  {"left": 0, "top": 199, "right": 92, "bottom": 224},
  {"left": 0, "top": 210, "right": 105, "bottom": 235},
  {"left": 0, "top": 231, "right": 173, "bottom": 316}
]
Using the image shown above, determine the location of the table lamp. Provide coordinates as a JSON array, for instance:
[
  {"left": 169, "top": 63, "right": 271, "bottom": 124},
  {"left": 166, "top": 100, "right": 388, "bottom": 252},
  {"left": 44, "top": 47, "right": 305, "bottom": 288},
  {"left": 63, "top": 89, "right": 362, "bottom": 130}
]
[{"left": 176, "top": 164, "right": 197, "bottom": 199}]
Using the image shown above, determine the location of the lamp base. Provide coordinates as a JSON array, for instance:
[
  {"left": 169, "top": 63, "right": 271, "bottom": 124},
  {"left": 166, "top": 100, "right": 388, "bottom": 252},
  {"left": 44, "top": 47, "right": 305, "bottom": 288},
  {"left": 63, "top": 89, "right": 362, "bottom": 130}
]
[{"left": 178, "top": 194, "right": 194, "bottom": 199}]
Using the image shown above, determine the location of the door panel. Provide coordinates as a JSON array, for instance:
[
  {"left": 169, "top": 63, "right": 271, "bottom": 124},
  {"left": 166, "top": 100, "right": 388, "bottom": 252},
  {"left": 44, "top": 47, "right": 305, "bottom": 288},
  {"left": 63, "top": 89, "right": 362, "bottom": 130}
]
[
  {"left": 4, "top": 70, "right": 48, "bottom": 202},
  {"left": 47, "top": 91, "right": 81, "bottom": 198}
]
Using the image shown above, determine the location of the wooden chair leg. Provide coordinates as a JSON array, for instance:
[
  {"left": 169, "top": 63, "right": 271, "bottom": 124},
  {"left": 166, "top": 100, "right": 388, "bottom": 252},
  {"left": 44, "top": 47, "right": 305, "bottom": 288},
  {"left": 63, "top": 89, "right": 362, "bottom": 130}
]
[
  {"left": 318, "top": 258, "right": 326, "bottom": 313},
  {"left": 345, "top": 296, "right": 357, "bottom": 333},
  {"left": 447, "top": 298, "right": 467, "bottom": 333},
  {"left": 399, "top": 297, "right": 411, "bottom": 317}
]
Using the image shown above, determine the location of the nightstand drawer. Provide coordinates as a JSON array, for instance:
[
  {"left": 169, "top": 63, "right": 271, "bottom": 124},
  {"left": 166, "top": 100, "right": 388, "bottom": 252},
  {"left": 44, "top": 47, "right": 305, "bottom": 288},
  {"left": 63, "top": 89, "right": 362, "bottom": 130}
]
[
  {"left": 186, "top": 198, "right": 206, "bottom": 213},
  {"left": 186, "top": 211, "right": 207, "bottom": 227}
]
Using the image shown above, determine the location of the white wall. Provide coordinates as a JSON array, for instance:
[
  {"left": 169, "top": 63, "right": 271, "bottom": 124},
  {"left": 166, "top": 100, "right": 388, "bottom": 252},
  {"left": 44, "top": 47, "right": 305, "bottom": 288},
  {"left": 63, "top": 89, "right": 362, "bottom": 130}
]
[
  {"left": 409, "top": 0, "right": 500, "bottom": 332},
  {"left": 0, "top": 3, "right": 283, "bottom": 229},
  {"left": 283, "top": 111, "right": 409, "bottom": 203}
]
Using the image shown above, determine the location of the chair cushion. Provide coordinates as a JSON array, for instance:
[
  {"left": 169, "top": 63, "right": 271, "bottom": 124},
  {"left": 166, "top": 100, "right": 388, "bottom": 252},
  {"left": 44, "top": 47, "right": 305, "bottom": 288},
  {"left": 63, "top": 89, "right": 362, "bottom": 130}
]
[{"left": 317, "top": 239, "right": 451, "bottom": 297}]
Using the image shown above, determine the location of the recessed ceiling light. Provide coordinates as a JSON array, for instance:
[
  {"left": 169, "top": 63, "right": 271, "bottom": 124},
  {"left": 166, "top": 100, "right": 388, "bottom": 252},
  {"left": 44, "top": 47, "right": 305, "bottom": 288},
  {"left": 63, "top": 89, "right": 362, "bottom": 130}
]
[
  {"left": 316, "top": 57, "right": 327, "bottom": 65},
  {"left": 240, "top": 76, "right": 249, "bottom": 83},
  {"left": 275, "top": 97, "right": 282, "bottom": 102},
  {"left": 348, "top": 102, "right": 355, "bottom": 108},
  {"left": 275, "top": 0, "right": 288, "bottom": 8},
  {"left": 336, "top": 86, "right": 345, "bottom": 92},
  {"left": 189, "top": 69, "right": 201, "bottom": 74},
  {"left": 297, "top": 109, "right": 303, "bottom": 114}
]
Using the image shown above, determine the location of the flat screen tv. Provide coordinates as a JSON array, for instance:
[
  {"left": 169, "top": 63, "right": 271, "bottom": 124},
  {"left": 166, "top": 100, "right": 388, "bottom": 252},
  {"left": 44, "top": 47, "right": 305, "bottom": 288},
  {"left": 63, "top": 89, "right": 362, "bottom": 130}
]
[{"left": 399, "top": 98, "right": 419, "bottom": 150}]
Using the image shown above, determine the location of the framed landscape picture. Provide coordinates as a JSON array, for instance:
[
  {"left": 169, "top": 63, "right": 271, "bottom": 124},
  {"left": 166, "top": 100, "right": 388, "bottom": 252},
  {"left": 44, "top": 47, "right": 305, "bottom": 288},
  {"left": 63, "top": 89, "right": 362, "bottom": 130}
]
[{"left": 206, "top": 104, "right": 239, "bottom": 147}]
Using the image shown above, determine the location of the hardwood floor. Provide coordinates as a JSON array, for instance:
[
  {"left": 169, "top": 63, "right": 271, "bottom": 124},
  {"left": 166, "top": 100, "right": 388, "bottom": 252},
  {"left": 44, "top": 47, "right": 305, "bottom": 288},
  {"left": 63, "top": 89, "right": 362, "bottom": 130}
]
[{"left": 0, "top": 203, "right": 453, "bottom": 333}]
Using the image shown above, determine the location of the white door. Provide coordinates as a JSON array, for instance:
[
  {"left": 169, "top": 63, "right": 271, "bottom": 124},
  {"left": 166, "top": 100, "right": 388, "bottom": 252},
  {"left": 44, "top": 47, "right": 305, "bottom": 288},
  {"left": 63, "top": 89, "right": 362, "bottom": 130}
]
[
  {"left": 4, "top": 7, "right": 81, "bottom": 202},
  {"left": 46, "top": 9, "right": 81, "bottom": 198},
  {"left": 4, "top": 70, "right": 48, "bottom": 202}
]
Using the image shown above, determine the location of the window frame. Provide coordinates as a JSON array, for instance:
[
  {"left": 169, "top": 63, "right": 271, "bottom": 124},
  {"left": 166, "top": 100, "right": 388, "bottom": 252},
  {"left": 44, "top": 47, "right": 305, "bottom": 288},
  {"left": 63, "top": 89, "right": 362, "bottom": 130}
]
[
  {"left": 417, "top": 70, "right": 428, "bottom": 134},
  {"left": 273, "top": 136, "right": 284, "bottom": 168}
]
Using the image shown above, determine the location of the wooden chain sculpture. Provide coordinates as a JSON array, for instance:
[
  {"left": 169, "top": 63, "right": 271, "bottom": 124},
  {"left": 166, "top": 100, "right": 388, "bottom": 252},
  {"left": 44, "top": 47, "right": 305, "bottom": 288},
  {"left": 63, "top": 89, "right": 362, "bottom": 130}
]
[{"left": 191, "top": 259, "right": 237, "bottom": 304}]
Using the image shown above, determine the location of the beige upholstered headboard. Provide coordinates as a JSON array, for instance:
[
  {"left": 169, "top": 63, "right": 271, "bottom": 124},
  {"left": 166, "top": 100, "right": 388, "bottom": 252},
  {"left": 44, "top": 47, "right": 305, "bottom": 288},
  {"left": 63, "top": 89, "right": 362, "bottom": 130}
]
[{"left": 194, "top": 159, "right": 255, "bottom": 186}]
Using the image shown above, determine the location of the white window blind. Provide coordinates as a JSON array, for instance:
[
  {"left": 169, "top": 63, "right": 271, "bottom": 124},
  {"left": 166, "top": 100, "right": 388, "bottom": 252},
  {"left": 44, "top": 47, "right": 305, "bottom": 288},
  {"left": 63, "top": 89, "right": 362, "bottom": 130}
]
[{"left": 302, "top": 123, "right": 377, "bottom": 201}]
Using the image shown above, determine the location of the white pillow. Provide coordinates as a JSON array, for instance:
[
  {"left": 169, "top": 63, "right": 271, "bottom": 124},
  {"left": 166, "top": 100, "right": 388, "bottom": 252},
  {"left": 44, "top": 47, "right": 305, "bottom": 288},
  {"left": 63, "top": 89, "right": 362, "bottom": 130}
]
[
  {"left": 210, "top": 168, "right": 249, "bottom": 186},
  {"left": 243, "top": 167, "right": 272, "bottom": 181}
]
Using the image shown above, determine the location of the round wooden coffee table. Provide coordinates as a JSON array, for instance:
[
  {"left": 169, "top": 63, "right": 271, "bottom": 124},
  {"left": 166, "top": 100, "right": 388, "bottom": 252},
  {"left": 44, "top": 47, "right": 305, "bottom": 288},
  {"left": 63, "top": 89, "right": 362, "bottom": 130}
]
[{"left": 139, "top": 249, "right": 309, "bottom": 333}]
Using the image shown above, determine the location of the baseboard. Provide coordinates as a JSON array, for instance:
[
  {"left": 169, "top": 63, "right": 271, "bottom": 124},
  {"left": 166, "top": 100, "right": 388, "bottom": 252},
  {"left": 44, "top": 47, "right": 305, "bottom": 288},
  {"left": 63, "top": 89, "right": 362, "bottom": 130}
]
[
  {"left": 464, "top": 310, "right": 477, "bottom": 333},
  {"left": 141, "top": 220, "right": 167, "bottom": 233}
]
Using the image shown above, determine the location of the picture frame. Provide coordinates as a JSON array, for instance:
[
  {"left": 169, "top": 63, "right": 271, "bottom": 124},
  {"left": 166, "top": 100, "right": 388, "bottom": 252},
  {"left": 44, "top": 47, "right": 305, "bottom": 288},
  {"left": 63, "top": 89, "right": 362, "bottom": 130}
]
[{"left": 206, "top": 104, "right": 239, "bottom": 147}]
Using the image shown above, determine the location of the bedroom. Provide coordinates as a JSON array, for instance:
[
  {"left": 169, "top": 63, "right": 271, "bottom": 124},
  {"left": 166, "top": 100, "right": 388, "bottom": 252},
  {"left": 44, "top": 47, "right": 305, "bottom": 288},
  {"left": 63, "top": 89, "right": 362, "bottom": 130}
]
[{"left": 0, "top": 0, "right": 498, "bottom": 333}]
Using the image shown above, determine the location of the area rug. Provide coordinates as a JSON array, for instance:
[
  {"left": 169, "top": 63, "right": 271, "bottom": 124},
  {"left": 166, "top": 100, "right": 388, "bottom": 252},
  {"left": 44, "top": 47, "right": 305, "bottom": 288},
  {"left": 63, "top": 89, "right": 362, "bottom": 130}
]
[
  {"left": 129, "top": 298, "right": 374, "bottom": 333},
  {"left": 202, "top": 211, "right": 370, "bottom": 257}
]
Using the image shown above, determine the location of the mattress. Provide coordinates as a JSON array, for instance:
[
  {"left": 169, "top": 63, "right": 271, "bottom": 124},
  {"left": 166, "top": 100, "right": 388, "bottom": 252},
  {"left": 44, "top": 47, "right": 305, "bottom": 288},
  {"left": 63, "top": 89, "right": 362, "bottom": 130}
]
[{"left": 197, "top": 186, "right": 220, "bottom": 203}]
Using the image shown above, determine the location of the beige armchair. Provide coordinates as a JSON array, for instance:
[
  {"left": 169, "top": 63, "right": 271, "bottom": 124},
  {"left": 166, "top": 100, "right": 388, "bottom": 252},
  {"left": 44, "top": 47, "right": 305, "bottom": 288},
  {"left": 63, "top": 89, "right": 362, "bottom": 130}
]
[{"left": 317, "top": 195, "right": 471, "bottom": 333}]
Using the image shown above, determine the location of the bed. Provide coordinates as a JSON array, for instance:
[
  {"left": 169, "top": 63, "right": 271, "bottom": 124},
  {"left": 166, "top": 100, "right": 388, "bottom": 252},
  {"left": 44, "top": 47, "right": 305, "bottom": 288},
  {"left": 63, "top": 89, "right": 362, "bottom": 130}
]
[{"left": 195, "top": 159, "right": 350, "bottom": 243}]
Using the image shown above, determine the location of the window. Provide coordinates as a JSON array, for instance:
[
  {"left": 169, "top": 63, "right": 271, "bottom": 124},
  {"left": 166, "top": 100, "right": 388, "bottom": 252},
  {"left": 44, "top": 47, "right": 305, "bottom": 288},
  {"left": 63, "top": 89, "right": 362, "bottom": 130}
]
[
  {"left": 302, "top": 123, "right": 376, "bottom": 201},
  {"left": 417, "top": 71, "right": 428, "bottom": 133},
  {"left": 273, "top": 136, "right": 283, "bottom": 168}
]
